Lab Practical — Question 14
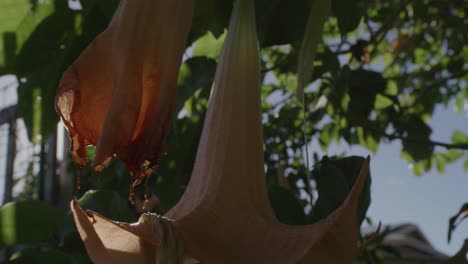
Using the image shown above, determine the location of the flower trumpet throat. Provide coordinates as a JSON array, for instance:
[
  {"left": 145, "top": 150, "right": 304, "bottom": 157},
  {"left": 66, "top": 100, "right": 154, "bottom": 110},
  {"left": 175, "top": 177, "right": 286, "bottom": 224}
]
[
  {"left": 168, "top": 0, "right": 268, "bottom": 218},
  {"left": 56, "top": 0, "right": 194, "bottom": 187}
]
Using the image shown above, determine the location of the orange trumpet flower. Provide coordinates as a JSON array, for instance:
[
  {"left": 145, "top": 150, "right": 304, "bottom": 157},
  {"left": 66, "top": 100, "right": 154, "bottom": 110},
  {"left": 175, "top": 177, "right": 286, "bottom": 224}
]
[
  {"left": 56, "top": 0, "right": 194, "bottom": 187},
  {"left": 69, "top": 0, "right": 370, "bottom": 262}
]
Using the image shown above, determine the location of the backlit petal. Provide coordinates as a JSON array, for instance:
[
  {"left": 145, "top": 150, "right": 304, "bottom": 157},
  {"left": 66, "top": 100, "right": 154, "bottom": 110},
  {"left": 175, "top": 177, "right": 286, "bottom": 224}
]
[{"left": 56, "top": 0, "right": 194, "bottom": 186}]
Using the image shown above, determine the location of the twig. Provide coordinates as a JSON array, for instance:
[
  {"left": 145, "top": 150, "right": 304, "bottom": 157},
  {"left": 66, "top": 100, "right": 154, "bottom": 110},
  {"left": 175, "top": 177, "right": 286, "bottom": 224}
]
[
  {"left": 399, "top": 69, "right": 468, "bottom": 111},
  {"left": 261, "top": 63, "right": 287, "bottom": 73},
  {"left": 359, "top": 122, "right": 468, "bottom": 150},
  {"left": 385, "top": 133, "right": 468, "bottom": 150},
  {"left": 368, "top": 0, "right": 408, "bottom": 57}
]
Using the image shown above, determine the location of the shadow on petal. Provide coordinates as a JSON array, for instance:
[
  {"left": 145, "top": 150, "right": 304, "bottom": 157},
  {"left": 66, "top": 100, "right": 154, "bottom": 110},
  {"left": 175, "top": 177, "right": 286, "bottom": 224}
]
[
  {"left": 70, "top": 199, "right": 156, "bottom": 264},
  {"left": 299, "top": 157, "right": 370, "bottom": 264}
]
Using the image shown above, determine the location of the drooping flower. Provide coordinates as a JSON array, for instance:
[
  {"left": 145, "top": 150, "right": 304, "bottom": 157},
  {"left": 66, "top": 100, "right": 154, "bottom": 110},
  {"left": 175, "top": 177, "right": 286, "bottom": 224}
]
[
  {"left": 70, "top": 0, "right": 371, "bottom": 263},
  {"left": 56, "top": 0, "right": 194, "bottom": 187}
]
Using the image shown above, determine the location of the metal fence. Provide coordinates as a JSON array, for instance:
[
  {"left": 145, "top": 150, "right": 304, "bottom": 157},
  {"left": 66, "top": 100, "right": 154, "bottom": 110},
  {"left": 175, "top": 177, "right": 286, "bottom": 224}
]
[{"left": 0, "top": 75, "right": 72, "bottom": 208}]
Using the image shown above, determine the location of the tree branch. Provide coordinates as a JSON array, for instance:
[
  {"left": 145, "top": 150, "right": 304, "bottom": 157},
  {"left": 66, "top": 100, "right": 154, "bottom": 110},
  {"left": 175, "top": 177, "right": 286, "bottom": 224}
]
[
  {"left": 368, "top": 0, "right": 408, "bottom": 57},
  {"left": 383, "top": 132, "right": 468, "bottom": 150},
  {"left": 333, "top": 1, "right": 408, "bottom": 58},
  {"left": 358, "top": 122, "right": 468, "bottom": 150},
  {"left": 398, "top": 69, "right": 468, "bottom": 111}
]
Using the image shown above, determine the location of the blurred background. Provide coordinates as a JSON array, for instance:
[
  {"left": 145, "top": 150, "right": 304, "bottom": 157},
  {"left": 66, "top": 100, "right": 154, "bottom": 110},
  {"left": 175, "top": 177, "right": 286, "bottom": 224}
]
[{"left": 0, "top": 0, "right": 467, "bottom": 263}]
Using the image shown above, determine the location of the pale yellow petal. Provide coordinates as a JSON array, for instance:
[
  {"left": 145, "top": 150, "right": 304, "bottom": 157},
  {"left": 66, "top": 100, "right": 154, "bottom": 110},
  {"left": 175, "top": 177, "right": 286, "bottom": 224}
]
[{"left": 70, "top": 199, "right": 156, "bottom": 264}]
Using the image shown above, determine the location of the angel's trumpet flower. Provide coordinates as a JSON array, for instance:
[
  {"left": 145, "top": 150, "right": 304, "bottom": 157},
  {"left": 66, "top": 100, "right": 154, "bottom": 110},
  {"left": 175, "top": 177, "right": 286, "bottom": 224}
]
[
  {"left": 71, "top": 0, "right": 370, "bottom": 262},
  {"left": 55, "top": 0, "right": 194, "bottom": 187}
]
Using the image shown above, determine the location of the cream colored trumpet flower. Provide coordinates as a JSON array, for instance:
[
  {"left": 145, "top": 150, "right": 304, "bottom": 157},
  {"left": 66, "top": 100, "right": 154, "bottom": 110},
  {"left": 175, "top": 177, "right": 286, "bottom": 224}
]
[
  {"left": 70, "top": 0, "right": 370, "bottom": 262},
  {"left": 56, "top": 0, "right": 194, "bottom": 187}
]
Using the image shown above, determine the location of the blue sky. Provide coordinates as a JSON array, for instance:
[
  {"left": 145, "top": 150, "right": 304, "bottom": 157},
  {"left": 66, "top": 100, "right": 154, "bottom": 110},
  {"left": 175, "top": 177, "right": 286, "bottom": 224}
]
[{"left": 336, "top": 103, "right": 468, "bottom": 255}]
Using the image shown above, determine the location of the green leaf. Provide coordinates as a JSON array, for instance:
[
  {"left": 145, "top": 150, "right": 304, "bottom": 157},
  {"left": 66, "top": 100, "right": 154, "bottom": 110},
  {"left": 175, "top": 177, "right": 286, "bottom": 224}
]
[
  {"left": 464, "top": 159, "right": 468, "bottom": 172},
  {"left": 82, "top": 156, "right": 132, "bottom": 193},
  {"left": 318, "top": 47, "right": 340, "bottom": 76},
  {"left": 412, "top": 161, "right": 425, "bottom": 176},
  {"left": 268, "top": 185, "right": 306, "bottom": 225},
  {"left": 447, "top": 59, "right": 463, "bottom": 74},
  {"left": 333, "top": 156, "right": 371, "bottom": 224},
  {"left": 413, "top": 48, "right": 426, "bottom": 64},
  {"left": 190, "top": 0, "right": 230, "bottom": 40},
  {"left": 312, "top": 158, "right": 348, "bottom": 221},
  {"left": 443, "top": 149, "right": 463, "bottom": 162},
  {"left": 435, "top": 154, "right": 445, "bottom": 174},
  {"left": 0, "top": 0, "right": 32, "bottom": 73},
  {"left": 463, "top": 46, "right": 468, "bottom": 62},
  {"left": 356, "top": 127, "right": 378, "bottom": 153},
  {"left": 0, "top": 0, "right": 30, "bottom": 32},
  {"left": 296, "top": 0, "right": 331, "bottom": 101},
  {"left": 192, "top": 31, "right": 226, "bottom": 60},
  {"left": 78, "top": 190, "right": 135, "bottom": 223},
  {"left": 332, "top": 0, "right": 363, "bottom": 36},
  {"left": 14, "top": 3, "right": 72, "bottom": 75},
  {"left": 94, "top": 0, "right": 119, "bottom": 21},
  {"left": 7, "top": 248, "right": 72, "bottom": 264},
  {"left": 374, "top": 94, "right": 394, "bottom": 109},
  {"left": 319, "top": 123, "right": 333, "bottom": 150},
  {"left": 13, "top": 2, "right": 69, "bottom": 141},
  {"left": 312, "top": 156, "right": 371, "bottom": 226},
  {"left": 454, "top": 97, "right": 463, "bottom": 114},
  {"left": 385, "top": 80, "right": 398, "bottom": 96},
  {"left": 177, "top": 57, "right": 217, "bottom": 113},
  {"left": 256, "top": 0, "right": 311, "bottom": 46},
  {"left": 348, "top": 69, "right": 386, "bottom": 121},
  {"left": 451, "top": 130, "right": 468, "bottom": 144},
  {"left": 16, "top": 1, "right": 109, "bottom": 142},
  {"left": 0, "top": 200, "right": 65, "bottom": 246},
  {"left": 396, "top": 115, "right": 434, "bottom": 161}
]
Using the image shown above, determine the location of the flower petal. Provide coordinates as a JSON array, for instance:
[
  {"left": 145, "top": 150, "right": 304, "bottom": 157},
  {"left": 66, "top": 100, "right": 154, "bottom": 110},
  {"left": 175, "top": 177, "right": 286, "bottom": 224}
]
[
  {"left": 299, "top": 157, "right": 370, "bottom": 263},
  {"left": 166, "top": 0, "right": 371, "bottom": 261},
  {"left": 56, "top": 0, "right": 194, "bottom": 184},
  {"left": 67, "top": 0, "right": 371, "bottom": 262},
  {"left": 71, "top": 199, "right": 200, "bottom": 264},
  {"left": 70, "top": 199, "right": 156, "bottom": 264}
]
